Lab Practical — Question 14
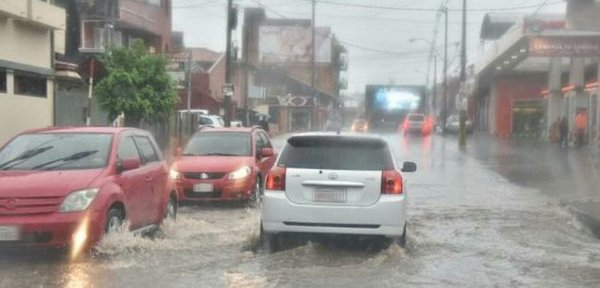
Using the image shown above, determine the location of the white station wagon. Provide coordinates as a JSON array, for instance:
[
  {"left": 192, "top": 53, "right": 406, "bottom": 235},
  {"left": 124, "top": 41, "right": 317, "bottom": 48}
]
[{"left": 260, "top": 133, "right": 417, "bottom": 251}]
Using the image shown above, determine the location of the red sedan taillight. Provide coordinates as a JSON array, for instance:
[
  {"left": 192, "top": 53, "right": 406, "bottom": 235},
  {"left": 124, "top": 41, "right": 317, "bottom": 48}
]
[
  {"left": 381, "top": 170, "right": 403, "bottom": 195},
  {"left": 266, "top": 166, "right": 286, "bottom": 191},
  {"left": 402, "top": 120, "right": 409, "bottom": 131}
]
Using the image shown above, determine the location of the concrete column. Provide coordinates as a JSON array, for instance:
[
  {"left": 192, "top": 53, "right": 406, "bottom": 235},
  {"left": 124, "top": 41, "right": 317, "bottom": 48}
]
[
  {"left": 589, "top": 89, "right": 595, "bottom": 144},
  {"left": 489, "top": 82, "right": 497, "bottom": 135},
  {"left": 6, "top": 70, "right": 14, "bottom": 95},
  {"left": 547, "top": 57, "right": 562, "bottom": 133},
  {"left": 596, "top": 60, "right": 600, "bottom": 144},
  {"left": 569, "top": 57, "right": 585, "bottom": 143},
  {"left": 47, "top": 79, "right": 55, "bottom": 126}
]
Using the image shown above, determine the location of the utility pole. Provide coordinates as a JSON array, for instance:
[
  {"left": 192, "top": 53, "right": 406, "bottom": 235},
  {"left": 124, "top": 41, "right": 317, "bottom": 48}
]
[
  {"left": 459, "top": 0, "right": 467, "bottom": 147},
  {"left": 86, "top": 58, "right": 95, "bottom": 126},
  {"left": 224, "top": 0, "right": 234, "bottom": 127},
  {"left": 186, "top": 49, "right": 192, "bottom": 132},
  {"left": 442, "top": 6, "right": 448, "bottom": 132},
  {"left": 311, "top": 0, "right": 317, "bottom": 131},
  {"left": 432, "top": 54, "right": 437, "bottom": 114}
]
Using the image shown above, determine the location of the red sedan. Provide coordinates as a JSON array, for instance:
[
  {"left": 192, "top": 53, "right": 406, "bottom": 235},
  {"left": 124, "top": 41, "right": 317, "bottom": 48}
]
[
  {"left": 170, "top": 127, "right": 277, "bottom": 206},
  {"left": 401, "top": 113, "right": 435, "bottom": 136},
  {"left": 0, "top": 127, "right": 177, "bottom": 256}
]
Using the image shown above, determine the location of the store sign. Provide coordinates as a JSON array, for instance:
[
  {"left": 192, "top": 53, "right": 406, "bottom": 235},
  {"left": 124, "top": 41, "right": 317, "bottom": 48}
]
[
  {"left": 529, "top": 36, "right": 600, "bottom": 57},
  {"left": 277, "top": 95, "right": 312, "bottom": 107}
]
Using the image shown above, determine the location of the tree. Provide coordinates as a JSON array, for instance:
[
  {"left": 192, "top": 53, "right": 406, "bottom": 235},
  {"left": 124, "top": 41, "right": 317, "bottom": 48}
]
[{"left": 95, "top": 39, "right": 179, "bottom": 127}]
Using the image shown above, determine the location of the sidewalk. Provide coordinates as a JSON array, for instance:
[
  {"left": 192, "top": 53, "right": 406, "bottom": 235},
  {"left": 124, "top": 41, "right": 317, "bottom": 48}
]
[{"left": 465, "top": 134, "right": 600, "bottom": 237}]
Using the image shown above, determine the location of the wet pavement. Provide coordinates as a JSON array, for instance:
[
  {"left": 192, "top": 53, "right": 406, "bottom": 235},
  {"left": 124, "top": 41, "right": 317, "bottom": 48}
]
[
  {"left": 465, "top": 135, "right": 600, "bottom": 237},
  {"left": 1, "top": 132, "right": 600, "bottom": 287}
]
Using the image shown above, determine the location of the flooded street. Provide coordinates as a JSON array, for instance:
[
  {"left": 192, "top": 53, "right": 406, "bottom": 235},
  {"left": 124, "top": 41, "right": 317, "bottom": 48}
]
[{"left": 2, "top": 133, "right": 600, "bottom": 287}]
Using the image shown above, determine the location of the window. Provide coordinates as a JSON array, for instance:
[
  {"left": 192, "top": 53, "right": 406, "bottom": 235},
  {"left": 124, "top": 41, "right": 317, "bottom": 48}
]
[
  {"left": 143, "top": 0, "right": 161, "bottom": 6},
  {"left": 0, "top": 69, "right": 6, "bottom": 93},
  {"left": 0, "top": 133, "right": 112, "bottom": 171},
  {"left": 183, "top": 132, "right": 251, "bottom": 157},
  {"left": 14, "top": 72, "right": 47, "bottom": 97},
  {"left": 134, "top": 136, "right": 159, "bottom": 164},
  {"left": 255, "top": 132, "right": 265, "bottom": 150},
  {"left": 200, "top": 116, "right": 214, "bottom": 125},
  {"left": 408, "top": 114, "right": 425, "bottom": 122},
  {"left": 118, "top": 136, "right": 140, "bottom": 162},
  {"left": 94, "top": 27, "right": 105, "bottom": 49},
  {"left": 258, "top": 132, "right": 272, "bottom": 148},
  {"left": 278, "top": 136, "right": 394, "bottom": 171}
]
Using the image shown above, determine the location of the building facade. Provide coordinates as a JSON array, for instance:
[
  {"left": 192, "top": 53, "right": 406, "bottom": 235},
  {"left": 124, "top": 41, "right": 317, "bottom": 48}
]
[
  {"left": 170, "top": 48, "right": 224, "bottom": 114},
  {"left": 52, "top": 0, "right": 172, "bottom": 126},
  {"left": 239, "top": 8, "right": 348, "bottom": 132},
  {"left": 472, "top": 10, "right": 600, "bottom": 143},
  {"left": 0, "top": 0, "right": 66, "bottom": 144}
]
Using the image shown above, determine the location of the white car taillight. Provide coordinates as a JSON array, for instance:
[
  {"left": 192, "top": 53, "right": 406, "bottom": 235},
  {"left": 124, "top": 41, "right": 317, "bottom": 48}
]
[
  {"left": 266, "top": 166, "right": 286, "bottom": 191},
  {"left": 381, "top": 170, "right": 403, "bottom": 195}
]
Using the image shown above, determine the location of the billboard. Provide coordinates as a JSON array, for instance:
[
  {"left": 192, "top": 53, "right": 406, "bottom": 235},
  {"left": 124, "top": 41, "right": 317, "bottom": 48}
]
[
  {"left": 366, "top": 85, "right": 425, "bottom": 113},
  {"left": 259, "top": 26, "right": 332, "bottom": 64}
]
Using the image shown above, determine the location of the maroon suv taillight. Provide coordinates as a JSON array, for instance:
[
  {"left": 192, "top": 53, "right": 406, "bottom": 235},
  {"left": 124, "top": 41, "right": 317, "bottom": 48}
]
[
  {"left": 266, "top": 166, "right": 286, "bottom": 191},
  {"left": 381, "top": 170, "right": 403, "bottom": 195}
]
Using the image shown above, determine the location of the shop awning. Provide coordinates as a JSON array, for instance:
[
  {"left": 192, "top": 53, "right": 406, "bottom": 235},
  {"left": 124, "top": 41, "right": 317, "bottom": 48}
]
[{"left": 0, "top": 59, "right": 55, "bottom": 76}]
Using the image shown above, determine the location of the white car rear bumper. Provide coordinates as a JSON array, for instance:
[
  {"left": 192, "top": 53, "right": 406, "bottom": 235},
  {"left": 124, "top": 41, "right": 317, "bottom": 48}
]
[{"left": 261, "top": 191, "right": 407, "bottom": 237}]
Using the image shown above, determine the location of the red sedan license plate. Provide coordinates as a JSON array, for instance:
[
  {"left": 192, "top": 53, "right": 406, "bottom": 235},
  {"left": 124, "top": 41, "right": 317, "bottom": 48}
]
[
  {"left": 193, "top": 183, "right": 214, "bottom": 193},
  {"left": 314, "top": 189, "right": 347, "bottom": 203},
  {"left": 0, "top": 226, "right": 20, "bottom": 241}
]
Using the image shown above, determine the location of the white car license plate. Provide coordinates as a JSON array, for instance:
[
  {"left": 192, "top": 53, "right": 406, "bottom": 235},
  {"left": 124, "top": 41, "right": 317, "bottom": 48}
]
[
  {"left": 314, "top": 189, "right": 347, "bottom": 203},
  {"left": 0, "top": 226, "right": 20, "bottom": 241},
  {"left": 193, "top": 183, "right": 214, "bottom": 193}
]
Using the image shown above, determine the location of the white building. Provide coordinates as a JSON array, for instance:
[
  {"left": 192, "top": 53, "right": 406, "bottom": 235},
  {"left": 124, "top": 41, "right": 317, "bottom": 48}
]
[{"left": 0, "top": 0, "right": 66, "bottom": 144}]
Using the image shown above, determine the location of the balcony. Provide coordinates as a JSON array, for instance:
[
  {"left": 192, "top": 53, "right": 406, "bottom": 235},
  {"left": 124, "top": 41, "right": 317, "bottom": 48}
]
[
  {"left": 0, "top": 0, "right": 27, "bottom": 19},
  {"left": 79, "top": 21, "right": 123, "bottom": 54},
  {"left": 0, "top": 0, "right": 65, "bottom": 30},
  {"left": 118, "top": 0, "right": 168, "bottom": 36},
  {"left": 31, "top": 0, "right": 66, "bottom": 30}
]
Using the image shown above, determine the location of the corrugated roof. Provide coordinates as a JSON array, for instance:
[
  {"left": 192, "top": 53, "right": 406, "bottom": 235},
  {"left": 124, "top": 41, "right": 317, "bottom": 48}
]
[{"left": 480, "top": 13, "right": 521, "bottom": 40}]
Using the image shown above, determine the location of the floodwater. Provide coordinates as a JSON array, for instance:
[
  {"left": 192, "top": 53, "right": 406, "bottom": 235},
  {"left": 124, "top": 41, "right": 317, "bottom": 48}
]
[{"left": 1, "top": 133, "right": 599, "bottom": 288}]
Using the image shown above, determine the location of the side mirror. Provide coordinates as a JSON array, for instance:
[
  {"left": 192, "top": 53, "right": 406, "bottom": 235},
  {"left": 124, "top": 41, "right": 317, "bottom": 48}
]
[
  {"left": 260, "top": 147, "right": 275, "bottom": 158},
  {"left": 173, "top": 147, "right": 182, "bottom": 158},
  {"left": 119, "top": 158, "right": 141, "bottom": 173},
  {"left": 401, "top": 161, "right": 417, "bottom": 173}
]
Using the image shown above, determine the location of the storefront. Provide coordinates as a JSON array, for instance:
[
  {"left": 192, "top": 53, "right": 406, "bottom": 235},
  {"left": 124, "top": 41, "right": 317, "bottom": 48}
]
[{"left": 474, "top": 13, "right": 600, "bottom": 142}]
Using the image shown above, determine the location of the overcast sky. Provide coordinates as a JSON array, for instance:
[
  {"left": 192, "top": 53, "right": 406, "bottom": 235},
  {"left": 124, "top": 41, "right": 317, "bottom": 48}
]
[{"left": 172, "top": 0, "right": 566, "bottom": 94}]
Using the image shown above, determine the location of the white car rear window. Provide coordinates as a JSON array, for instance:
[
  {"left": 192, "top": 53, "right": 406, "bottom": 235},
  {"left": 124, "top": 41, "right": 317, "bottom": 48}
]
[{"left": 279, "top": 136, "right": 394, "bottom": 171}]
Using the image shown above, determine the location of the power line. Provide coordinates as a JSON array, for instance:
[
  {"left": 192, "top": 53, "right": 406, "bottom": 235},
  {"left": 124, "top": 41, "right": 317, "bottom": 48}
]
[
  {"left": 532, "top": 0, "right": 553, "bottom": 17},
  {"left": 172, "top": 0, "right": 222, "bottom": 9},
  {"left": 249, "top": 0, "right": 289, "bottom": 18},
  {"left": 311, "top": 0, "right": 564, "bottom": 12}
]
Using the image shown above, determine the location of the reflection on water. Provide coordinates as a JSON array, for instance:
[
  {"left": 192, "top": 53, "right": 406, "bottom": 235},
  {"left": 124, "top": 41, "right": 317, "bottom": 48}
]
[{"left": 63, "top": 264, "right": 92, "bottom": 288}]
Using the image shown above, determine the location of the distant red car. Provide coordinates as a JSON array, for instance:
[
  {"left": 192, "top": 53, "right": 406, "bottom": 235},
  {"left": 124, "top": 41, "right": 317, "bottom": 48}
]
[
  {"left": 170, "top": 126, "right": 277, "bottom": 206},
  {"left": 0, "top": 127, "right": 177, "bottom": 254},
  {"left": 401, "top": 113, "right": 434, "bottom": 136}
]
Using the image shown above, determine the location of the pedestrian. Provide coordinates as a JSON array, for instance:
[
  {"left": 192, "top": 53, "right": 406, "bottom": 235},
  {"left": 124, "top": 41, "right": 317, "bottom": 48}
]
[
  {"left": 258, "top": 116, "right": 270, "bottom": 133},
  {"left": 550, "top": 117, "right": 560, "bottom": 143},
  {"left": 575, "top": 111, "right": 587, "bottom": 147},
  {"left": 559, "top": 117, "right": 568, "bottom": 149}
]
